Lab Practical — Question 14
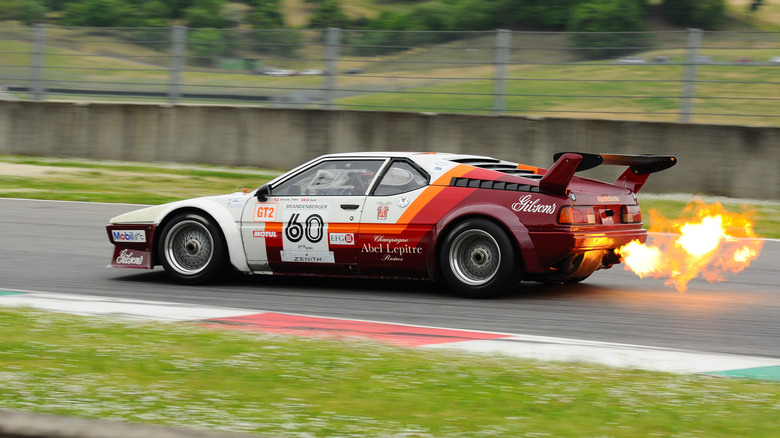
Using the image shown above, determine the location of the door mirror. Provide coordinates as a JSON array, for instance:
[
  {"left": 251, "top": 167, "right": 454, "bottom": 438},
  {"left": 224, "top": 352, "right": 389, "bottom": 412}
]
[{"left": 256, "top": 184, "right": 272, "bottom": 202}]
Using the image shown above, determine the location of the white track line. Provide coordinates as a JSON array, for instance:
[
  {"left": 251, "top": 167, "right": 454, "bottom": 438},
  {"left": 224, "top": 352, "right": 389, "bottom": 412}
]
[{"left": 2, "top": 289, "right": 779, "bottom": 376}]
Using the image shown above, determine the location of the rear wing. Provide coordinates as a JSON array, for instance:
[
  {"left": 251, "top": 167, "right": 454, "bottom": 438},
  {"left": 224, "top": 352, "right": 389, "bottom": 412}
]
[{"left": 539, "top": 152, "right": 676, "bottom": 195}]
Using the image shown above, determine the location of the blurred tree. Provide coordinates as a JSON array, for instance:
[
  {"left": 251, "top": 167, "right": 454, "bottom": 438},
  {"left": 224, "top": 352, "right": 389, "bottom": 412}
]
[
  {"left": 246, "top": 0, "right": 300, "bottom": 57},
  {"left": 247, "top": 0, "right": 285, "bottom": 28},
  {"left": 568, "top": 0, "right": 646, "bottom": 59},
  {"left": 308, "top": 0, "right": 350, "bottom": 28},
  {"left": 189, "top": 28, "right": 225, "bottom": 66},
  {"left": 185, "top": 0, "right": 229, "bottom": 28},
  {"left": 0, "top": 0, "right": 48, "bottom": 24},
  {"left": 407, "top": 1, "right": 451, "bottom": 31},
  {"left": 61, "top": 0, "right": 131, "bottom": 26},
  {"left": 163, "top": 0, "right": 197, "bottom": 19},
  {"left": 448, "top": 0, "right": 501, "bottom": 31},
  {"left": 120, "top": 1, "right": 171, "bottom": 27},
  {"left": 662, "top": 0, "right": 725, "bottom": 29},
  {"left": 499, "top": 0, "right": 583, "bottom": 29},
  {"left": 41, "top": 0, "right": 70, "bottom": 11}
]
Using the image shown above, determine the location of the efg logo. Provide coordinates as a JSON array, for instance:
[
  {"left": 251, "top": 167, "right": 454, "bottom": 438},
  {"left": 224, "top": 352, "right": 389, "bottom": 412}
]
[
  {"left": 112, "top": 230, "right": 146, "bottom": 243},
  {"left": 329, "top": 233, "right": 355, "bottom": 246}
]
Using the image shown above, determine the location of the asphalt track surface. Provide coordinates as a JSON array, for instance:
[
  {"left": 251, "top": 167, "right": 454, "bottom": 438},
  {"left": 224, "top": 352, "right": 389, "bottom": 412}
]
[{"left": 1, "top": 198, "right": 778, "bottom": 359}]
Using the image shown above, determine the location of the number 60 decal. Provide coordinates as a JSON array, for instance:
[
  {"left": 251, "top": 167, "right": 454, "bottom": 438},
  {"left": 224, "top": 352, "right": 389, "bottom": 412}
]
[{"left": 285, "top": 213, "right": 324, "bottom": 243}]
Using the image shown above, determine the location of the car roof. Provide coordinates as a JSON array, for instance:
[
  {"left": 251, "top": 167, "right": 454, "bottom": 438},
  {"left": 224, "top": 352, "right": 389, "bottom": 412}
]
[
  {"left": 320, "top": 151, "right": 453, "bottom": 159},
  {"left": 267, "top": 151, "right": 538, "bottom": 187},
  {"left": 318, "top": 151, "right": 518, "bottom": 166}
]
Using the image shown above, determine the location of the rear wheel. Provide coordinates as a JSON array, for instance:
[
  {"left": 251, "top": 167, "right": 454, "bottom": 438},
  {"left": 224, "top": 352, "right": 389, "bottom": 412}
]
[
  {"left": 439, "top": 219, "right": 520, "bottom": 298},
  {"left": 158, "top": 212, "right": 226, "bottom": 284}
]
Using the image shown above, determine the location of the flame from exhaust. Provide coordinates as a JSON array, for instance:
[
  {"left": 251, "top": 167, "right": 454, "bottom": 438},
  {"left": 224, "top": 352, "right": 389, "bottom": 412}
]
[{"left": 616, "top": 199, "right": 763, "bottom": 292}]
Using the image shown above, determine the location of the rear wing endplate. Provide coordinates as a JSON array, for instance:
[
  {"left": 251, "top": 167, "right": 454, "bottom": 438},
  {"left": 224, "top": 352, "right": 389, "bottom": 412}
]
[{"left": 540, "top": 152, "right": 676, "bottom": 195}]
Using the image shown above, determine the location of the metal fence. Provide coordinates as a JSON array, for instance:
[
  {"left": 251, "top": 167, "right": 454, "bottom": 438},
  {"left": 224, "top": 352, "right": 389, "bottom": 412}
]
[{"left": 2, "top": 25, "right": 780, "bottom": 126}]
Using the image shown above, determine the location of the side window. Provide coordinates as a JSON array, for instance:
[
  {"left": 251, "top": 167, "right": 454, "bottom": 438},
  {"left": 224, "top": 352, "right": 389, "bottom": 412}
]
[
  {"left": 373, "top": 161, "right": 428, "bottom": 196},
  {"left": 273, "top": 160, "right": 383, "bottom": 196}
]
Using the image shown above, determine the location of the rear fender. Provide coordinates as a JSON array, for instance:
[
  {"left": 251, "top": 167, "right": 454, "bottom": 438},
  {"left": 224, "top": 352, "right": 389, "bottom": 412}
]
[{"left": 433, "top": 203, "right": 545, "bottom": 276}]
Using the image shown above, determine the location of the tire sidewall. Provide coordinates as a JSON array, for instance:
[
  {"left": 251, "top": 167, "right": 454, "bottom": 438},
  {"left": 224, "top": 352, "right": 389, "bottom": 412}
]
[
  {"left": 158, "top": 212, "right": 226, "bottom": 284},
  {"left": 439, "top": 218, "right": 518, "bottom": 298}
]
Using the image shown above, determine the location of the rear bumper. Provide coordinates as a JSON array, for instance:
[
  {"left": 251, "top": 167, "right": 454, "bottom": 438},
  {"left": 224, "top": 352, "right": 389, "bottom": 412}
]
[{"left": 525, "top": 226, "right": 646, "bottom": 273}]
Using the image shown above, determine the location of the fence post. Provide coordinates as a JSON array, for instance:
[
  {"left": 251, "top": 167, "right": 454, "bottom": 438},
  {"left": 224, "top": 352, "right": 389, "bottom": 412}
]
[
  {"left": 492, "top": 29, "right": 511, "bottom": 115},
  {"left": 680, "top": 28, "right": 702, "bottom": 123},
  {"left": 31, "top": 24, "right": 46, "bottom": 101},
  {"left": 169, "top": 26, "right": 187, "bottom": 104},
  {"left": 322, "top": 27, "right": 342, "bottom": 108}
]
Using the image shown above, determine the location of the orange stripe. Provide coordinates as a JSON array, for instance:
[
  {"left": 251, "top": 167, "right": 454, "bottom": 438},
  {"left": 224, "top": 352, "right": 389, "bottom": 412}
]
[
  {"left": 398, "top": 185, "right": 445, "bottom": 224},
  {"left": 266, "top": 222, "right": 283, "bottom": 232},
  {"left": 328, "top": 223, "right": 360, "bottom": 233},
  {"left": 432, "top": 164, "right": 473, "bottom": 185},
  {"left": 516, "top": 164, "right": 539, "bottom": 173},
  {"left": 394, "top": 164, "right": 474, "bottom": 224},
  {"left": 358, "top": 223, "right": 409, "bottom": 235}
]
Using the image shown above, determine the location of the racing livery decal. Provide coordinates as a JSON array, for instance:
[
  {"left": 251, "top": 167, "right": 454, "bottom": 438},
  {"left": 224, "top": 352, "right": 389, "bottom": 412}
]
[
  {"left": 377, "top": 202, "right": 391, "bottom": 220},
  {"left": 111, "top": 230, "right": 146, "bottom": 243},
  {"left": 254, "top": 203, "right": 278, "bottom": 222},
  {"left": 253, "top": 230, "right": 278, "bottom": 238},
  {"left": 329, "top": 233, "right": 355, "bottom": 246},
  {"left": 511, "top": 195, "right": 557, "bottom": 214},
  {"left": 361, "top": 235, "right": 423, "bottom": 263}
]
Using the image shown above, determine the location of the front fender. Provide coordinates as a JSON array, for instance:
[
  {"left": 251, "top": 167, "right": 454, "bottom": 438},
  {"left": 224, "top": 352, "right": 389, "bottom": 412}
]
[{"left": 111, "top": 196, "right": 251, "bottom": 273}]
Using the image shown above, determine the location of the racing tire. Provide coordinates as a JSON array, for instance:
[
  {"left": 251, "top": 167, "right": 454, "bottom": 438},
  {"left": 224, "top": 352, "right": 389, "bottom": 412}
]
[
  {"left": 158, "top": 212, "right": 226, "bottom": 285},
  {"left": 439, "top": 218, "right": 520, "bottom": 298}
]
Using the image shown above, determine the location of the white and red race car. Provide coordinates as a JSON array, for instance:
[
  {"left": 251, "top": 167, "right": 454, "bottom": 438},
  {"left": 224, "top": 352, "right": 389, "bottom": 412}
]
[{"left": 107, "top": 151, "right": 675, "bottom": 298}]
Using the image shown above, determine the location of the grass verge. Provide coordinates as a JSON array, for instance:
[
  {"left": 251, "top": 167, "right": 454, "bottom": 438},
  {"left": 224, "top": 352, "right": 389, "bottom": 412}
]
[
  {"left": 1, "top": 154, "right": 778, "bottom": 238},
  {"left": 1, "top": 307, "right": 779, "bottom": 437},
  {"left": 0, "top": 155, "right": 281, "bottom": 205}
]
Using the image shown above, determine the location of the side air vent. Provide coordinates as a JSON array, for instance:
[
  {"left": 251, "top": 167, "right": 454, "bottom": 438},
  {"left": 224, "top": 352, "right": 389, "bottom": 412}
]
[{"left": 451, "top": 177, "right": 540, "bottom": 193}]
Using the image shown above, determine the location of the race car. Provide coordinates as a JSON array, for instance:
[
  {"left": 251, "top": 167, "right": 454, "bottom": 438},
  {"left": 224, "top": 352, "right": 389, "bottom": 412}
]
[{"left": 106, "top": 151, "right": 676, "bottom": 298}]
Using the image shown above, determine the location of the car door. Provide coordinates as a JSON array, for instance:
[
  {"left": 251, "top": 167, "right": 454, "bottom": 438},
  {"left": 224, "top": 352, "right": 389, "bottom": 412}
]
[
  {"left": 241, "top": 158, "right": 385, "bottom": 275},
  {"left": 358, "top": 159, "right": 433, "bottom": 277}
]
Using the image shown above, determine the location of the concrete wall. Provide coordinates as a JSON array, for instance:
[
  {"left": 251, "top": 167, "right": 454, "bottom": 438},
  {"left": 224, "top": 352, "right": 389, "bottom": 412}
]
[{"left": 1, "top": 101, "right": 778, "bottom": 199}]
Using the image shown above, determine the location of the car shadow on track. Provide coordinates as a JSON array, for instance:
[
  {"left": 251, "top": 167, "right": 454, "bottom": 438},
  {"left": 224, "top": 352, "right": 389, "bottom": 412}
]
[{"left": 110, "top": 268, "right": 609, "bottom": 301}]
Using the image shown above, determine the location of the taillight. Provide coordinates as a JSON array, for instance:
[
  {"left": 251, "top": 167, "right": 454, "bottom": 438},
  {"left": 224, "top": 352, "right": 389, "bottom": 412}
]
[
  {"left": 621, "top": 205, "right": 641, "bottom": 223},
  {"left": 559, "top": 206, "right": 596, "bottom": 225}
]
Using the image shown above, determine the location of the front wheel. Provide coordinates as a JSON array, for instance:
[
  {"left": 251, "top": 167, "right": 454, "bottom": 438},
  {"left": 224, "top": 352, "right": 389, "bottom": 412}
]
[
  {"left": 158, "top": 212, "right": 226, "bottom": 284},
  {"left": 439, "top": 219, "right": 520, "bottom": 298}
]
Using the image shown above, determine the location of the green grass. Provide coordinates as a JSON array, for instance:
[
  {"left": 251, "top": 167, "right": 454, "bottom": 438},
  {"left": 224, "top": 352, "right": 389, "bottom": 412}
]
[
  {"left": 338, "top": 60, "right": 780, "bottom": 125},
  {"left": 1, "top": 307, "right": 779, "bottom": 437},
  {"left": 0, "top": 155, "right": 281, "bottom": 204},
  {"left": 2, "top": 154, "right": 778, "bottom": 238}
]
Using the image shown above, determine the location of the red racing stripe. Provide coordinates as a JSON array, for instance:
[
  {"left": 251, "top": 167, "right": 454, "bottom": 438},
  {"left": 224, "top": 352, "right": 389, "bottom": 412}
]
[{"left": 204, "top": 313, "right": 511, "bottom": 347}]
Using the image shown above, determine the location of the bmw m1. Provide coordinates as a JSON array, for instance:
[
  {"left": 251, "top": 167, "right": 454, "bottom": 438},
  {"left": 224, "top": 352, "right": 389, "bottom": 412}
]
[{"left": 106, "top": 152, "right": 676, "bottom": 298}]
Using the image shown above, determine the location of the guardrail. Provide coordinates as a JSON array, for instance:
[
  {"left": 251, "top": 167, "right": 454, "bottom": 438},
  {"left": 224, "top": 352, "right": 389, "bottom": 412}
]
[{"left": 1, "top": 26, "right": 780, "bottom": 125}]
